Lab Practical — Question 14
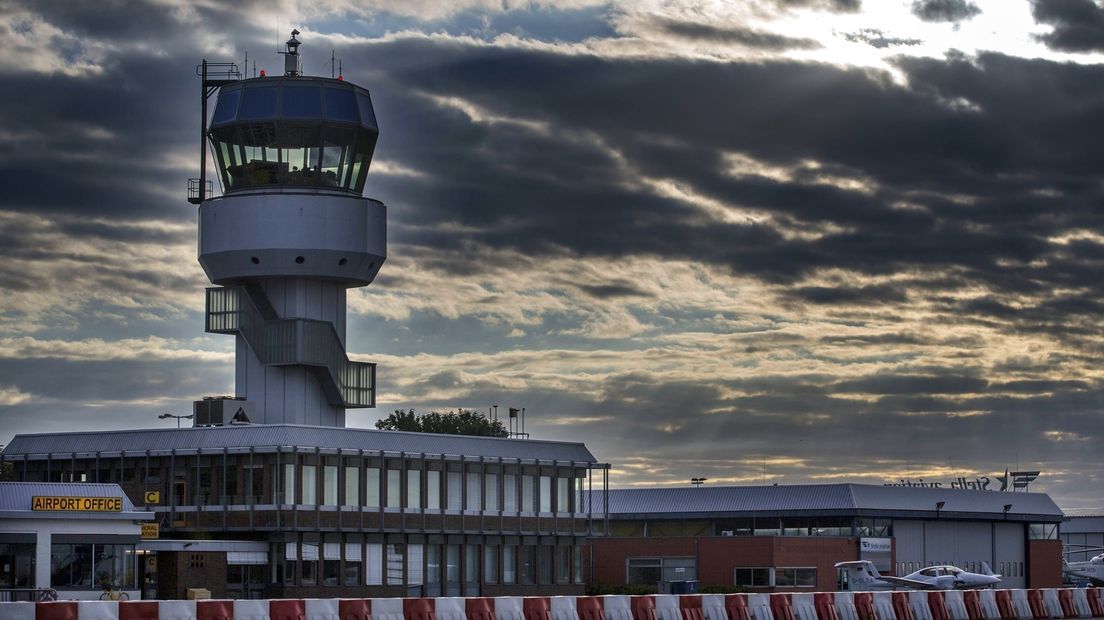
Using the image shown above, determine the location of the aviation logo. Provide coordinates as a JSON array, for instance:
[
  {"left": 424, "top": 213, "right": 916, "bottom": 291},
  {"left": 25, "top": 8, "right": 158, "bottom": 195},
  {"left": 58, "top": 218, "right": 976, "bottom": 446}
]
[{"left": 884, "top": 469, "right": 1040, "bottom": 491}]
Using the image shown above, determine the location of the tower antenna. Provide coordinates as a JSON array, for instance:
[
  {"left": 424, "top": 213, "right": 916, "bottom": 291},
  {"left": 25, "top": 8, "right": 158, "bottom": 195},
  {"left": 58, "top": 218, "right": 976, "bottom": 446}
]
[{"left": 331, "top": 49, "right": 335, "bottom": 79}]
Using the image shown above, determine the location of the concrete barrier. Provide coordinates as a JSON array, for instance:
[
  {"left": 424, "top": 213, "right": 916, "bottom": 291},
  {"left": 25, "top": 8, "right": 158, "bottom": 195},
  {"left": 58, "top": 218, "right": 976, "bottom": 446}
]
[
  {"left": 872, "top": 591, "right": 897, "bottom": 620},
  {"left": 601, "top": 596, "right": 632, "bottom": 620},
  {"left": 959, "top": 591, "right": 983, "bottom": 620},
  {"left": 631, "top": 596, "right": 659, "bottom": 620},
  {"left": 725, "top": 594, "right": 752, "bottom": 620},
  {"left": 497, "top": 597, "right": 526, "bottom": 620},
  {"left": 438, "top": 597, "right": 469, "bottom": 620},
  {"left": 700, "top": 594, "right": 726, "bottom": 620},
  {"left": 790, "top": 593, "right": 817, "bottom": 620},
  {"left": 1064, "top": 590, "right": 1089, "bottom": 619},
  {"left": 373, "top": 597, "right": 406, "bottom": 620},
  {"left": 746, "top": 593, "right": 774, "bottom": 620},
  {"left": 655, "top": 595, "right": 681, "bottom": 620},
  {"left": 466, "top": 597, "right": 496, "bottom": 620},
  {"left": 4, "top": 589, "right": 1101, "bottom": 620},
  {"left": 577, "top": 596, "right": 606, "bottom": 620}
]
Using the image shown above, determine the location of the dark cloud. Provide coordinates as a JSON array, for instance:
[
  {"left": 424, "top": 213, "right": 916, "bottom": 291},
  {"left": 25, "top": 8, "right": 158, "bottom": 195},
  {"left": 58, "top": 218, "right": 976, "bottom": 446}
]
[
  {"left": 911, "top": 0, "right": 982, "bottom": 22},
  {"left": 843, "top": 28, "right": 923, "bottom": 48},
  {"left": 577, "top": 282, "right": 654, "bottom": 299},
  {"left": 771, "top": 0, "right": 861, "bottom": 12},
  {"left": 789, "top": 283, "right": 908, "bottom": 304},
  {"left": 1031, "top": 0, "right": 1104, "bottom": 52},
  {"left": 654, "top": 18, "right": 820, "bottom": 49}
]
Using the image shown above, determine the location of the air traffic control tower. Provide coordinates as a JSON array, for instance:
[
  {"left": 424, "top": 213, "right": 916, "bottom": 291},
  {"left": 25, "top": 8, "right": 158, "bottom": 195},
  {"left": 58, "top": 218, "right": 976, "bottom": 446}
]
[{"left": 192, "top": 32, "right": 382, "bottom": 427}]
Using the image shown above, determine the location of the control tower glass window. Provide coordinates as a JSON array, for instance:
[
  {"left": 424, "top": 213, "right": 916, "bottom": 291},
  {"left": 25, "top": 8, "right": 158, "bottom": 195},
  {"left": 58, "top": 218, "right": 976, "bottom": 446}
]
[{"left": 208, "top": 77, "right": 379, "bottom": 194}]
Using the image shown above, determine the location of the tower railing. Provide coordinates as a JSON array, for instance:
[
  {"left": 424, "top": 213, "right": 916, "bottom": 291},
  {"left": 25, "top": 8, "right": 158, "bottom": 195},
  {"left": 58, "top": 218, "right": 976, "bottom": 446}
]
[{"left": 205, "top": 286, "right": 375, "bottom": 407}]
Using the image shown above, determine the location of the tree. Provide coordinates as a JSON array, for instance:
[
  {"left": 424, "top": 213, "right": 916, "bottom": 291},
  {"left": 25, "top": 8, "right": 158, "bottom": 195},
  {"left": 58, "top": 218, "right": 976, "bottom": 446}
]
[{"left": 375, "top": 409, "right": 509, "bottom": 438}]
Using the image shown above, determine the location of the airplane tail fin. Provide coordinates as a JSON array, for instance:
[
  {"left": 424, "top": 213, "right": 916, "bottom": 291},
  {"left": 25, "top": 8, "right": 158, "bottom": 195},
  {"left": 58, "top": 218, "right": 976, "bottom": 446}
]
[
  {"left": 981, "top": 561, "right": 995, "bottom": 576},
  {"left": 835, "top": 560, "right": 883, "bottom": 586}
]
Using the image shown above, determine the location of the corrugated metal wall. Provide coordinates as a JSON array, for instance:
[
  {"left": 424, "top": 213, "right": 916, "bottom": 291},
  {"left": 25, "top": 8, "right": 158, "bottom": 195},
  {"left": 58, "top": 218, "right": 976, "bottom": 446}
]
[{"left": 890, "top": 519, "right": 1026, "bottom": 588}]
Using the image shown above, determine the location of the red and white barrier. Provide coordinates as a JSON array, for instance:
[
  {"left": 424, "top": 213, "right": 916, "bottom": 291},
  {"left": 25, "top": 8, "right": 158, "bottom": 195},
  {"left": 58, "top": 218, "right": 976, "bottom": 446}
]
[
  {"left": 6, "top": 588, "right": 1104, "bottom": 620},
  {"left": 789, "top": 593, "right": 817, "bottom": 620},
  {"left": 496, "top": 597, "right": 525, "bottom": 620},
  {"left": 701, "top": 594, "right": 727, "bottom": 620},
  {"left": 941, "top": 590, "right": 969, "bottom": 620},
  {"left": 600, "top": 595, "right": 631, "bottom": 620},
  {"left": 746, "top": 593, "right": 772, "bottom": 620}
]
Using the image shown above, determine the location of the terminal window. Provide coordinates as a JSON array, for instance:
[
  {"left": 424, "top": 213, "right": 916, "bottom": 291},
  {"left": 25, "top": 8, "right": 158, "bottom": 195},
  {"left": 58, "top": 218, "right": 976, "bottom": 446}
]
[
  {"left": 734, "top": 567, "right": 772, "bottom": 588},
  {"left": 627, "top": 556, "right": 697, "bottom": 585},
  {"left": 776, "top": 567, "right": 816, "bottom": 587}
]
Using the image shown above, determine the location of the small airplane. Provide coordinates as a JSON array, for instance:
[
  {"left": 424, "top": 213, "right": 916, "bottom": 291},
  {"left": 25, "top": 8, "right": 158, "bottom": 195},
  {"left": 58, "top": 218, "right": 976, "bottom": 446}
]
[
  {"left": 1063, "top": 547, "right": 1104, "bottom": 585},
  {"left": 835, "top": 560, "right": 1002, "bottom": 590}
]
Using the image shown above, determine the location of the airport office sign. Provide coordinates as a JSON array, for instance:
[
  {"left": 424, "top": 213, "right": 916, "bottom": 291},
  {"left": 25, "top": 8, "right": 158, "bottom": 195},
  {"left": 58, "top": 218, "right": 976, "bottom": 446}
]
[
  {"left": 31, "top": 496, "right": 123, "bottom": 512},
  {"left": 884, "top": 470, "right": 1041, "bottom": 491}
]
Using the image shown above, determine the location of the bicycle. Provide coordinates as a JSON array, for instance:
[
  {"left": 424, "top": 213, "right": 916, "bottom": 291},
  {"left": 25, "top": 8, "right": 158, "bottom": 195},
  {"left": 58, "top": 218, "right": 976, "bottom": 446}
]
[{"left": 99, "top": 583, "right": 130, "bottom": 601}]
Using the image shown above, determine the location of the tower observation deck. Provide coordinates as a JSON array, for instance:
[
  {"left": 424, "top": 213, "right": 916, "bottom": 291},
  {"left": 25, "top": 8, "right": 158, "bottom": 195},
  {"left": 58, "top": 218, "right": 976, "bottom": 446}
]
[{"left": 195, "top": 32, "right": 384, "bottom": 426}]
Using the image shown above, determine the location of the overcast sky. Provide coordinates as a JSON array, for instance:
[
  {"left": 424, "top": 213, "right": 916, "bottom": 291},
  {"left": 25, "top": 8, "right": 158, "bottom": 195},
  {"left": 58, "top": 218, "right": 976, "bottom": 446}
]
[{"left": 1, "top": 0, "right": 1103, "bottom": 513}]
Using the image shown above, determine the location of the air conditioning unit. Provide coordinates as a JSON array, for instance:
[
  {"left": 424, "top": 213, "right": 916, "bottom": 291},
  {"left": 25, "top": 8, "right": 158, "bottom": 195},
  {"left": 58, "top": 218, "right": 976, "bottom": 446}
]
[
  {"left": 721, "top": 530, "right": 735, "bottom": 536},
  {"left": 193, "top": 397, "right": 254, "bottom": 426}
]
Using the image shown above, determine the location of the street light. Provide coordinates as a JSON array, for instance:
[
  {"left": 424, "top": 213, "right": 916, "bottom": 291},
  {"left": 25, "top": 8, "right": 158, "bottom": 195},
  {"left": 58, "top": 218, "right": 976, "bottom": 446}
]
[
  {"left": 691, "top": 477, "right": 707, "bottom": 488},
  {"left": 159, "top": 413, "right": 194, "bottom": 429},
  {"left": 935, "top": 501, "right": 945, "bottom": 518}
]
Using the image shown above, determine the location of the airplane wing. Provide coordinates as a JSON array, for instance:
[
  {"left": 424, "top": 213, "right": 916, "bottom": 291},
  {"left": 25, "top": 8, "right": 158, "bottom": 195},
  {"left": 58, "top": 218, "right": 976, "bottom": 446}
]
[{"left": 878, "top": 575, "right": 938, "bottom": 590}]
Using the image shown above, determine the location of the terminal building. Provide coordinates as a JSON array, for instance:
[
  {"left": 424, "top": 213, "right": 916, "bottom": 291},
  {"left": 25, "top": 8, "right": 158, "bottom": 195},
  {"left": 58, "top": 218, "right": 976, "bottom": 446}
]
[{"left": 584, "top": 484, "right": 1064, "bottom": 592}]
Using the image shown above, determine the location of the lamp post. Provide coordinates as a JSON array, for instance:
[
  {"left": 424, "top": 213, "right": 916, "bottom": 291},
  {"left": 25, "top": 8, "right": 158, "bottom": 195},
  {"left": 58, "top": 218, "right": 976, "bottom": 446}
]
[
  {"left": 691, "top": 477, "right": 707, "bottom": 488},
  {"left": 1002, "top": 503, "right": 1012, "bottom": 520},
  {"left": 159, "top": 413, "right": 194, "bottom": 429},
  {"left": 935, "top": 501, "right": 945, "bottom": 518}
]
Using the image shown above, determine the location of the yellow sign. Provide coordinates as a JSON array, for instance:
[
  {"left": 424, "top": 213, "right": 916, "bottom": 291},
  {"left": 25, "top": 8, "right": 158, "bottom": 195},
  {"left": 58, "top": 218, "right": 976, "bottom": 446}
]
[
  {"left": 32, "top": 496, "right": 122, "bottom": 512},
  {"left": 141, "top": 523, "right": 159, "bottom": 539},
  {"left": 144, "top": 491, "right": 160, "bottom": 504}
]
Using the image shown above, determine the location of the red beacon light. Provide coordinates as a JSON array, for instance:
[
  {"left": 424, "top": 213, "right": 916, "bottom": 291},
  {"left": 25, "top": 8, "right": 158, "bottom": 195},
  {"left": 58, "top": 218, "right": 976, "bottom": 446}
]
[
  {"left": 337, "top": 74, "right": 343, "bottom": 81},
  {"left": 259, "top": 69, "right": 266, "bottom": 77}
]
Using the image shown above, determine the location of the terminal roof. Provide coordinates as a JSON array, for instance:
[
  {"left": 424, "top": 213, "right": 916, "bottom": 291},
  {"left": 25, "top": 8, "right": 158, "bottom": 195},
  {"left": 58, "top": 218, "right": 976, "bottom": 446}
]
[
  {"left": 595, "top": 483, "right": 1063, "bottom": 521},
  {"left": 2, "top": 424, "right": 598, "bottom": 464},
  {"left": 0, "top": 482, "right": 150, "bottom": 519}
]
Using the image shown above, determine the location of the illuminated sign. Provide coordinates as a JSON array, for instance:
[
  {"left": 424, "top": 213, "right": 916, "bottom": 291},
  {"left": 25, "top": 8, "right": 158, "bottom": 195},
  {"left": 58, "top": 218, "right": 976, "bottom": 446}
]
[
  {"left": 860, "top": 538, "right": 892, "bottom": 552},
  {"left": 31, "top": 496, "right": 123, "bottom": 512},
  {"left": 141, "top": 523, "right": 159, "bottom": 539},
  {"left": 884, "top": 470, "right": 1043, "bottom": 492},
  {"left": 144, "top": 491, "right": 161, "bottom": 504}
]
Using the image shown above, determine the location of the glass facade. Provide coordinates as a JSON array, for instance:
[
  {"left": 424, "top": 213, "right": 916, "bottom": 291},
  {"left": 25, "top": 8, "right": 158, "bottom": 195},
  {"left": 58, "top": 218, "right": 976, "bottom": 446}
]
[
  {"left": 50, "top": 543, "right": 136, "bottom": 589},
  {"left": 208, "top": 79, "right": 378, "bottom": 195}
]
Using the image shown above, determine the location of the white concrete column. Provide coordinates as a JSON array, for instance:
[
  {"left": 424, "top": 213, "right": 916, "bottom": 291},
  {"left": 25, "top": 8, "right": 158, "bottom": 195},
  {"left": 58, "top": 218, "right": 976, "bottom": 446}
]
[{"left": 35, "top": 530, "right": 50, "bottom": 588}]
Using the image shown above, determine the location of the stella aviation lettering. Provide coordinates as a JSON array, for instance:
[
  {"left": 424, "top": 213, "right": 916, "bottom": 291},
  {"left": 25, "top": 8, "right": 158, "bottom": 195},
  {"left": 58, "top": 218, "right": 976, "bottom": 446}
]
[{"left": 884, "top": 476, "right": 992, "bottom": 490}]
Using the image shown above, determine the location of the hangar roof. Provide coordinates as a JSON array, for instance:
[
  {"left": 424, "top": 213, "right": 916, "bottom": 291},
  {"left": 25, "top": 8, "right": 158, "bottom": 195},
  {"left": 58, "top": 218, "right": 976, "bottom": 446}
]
[
  {"left": 1061, "top": 515, "right": 1104, "bottom": 533},
  {"left": 596, "top": 483, "right": 1063, "bottom": 521},
  {"left": 1, "top": 424, "right": 598, "bottom": 464}
]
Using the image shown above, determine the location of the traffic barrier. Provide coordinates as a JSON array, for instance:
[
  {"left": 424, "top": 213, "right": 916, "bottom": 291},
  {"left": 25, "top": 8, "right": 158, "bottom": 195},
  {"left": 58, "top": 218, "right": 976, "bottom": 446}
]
[
  {"left": 652, "top": 595, "right": 679, "bottom": 620},
  {"left": 938, "top": 591, "right": 966, "bottom": 620},
  {"left": 3, "top": 601, "right": 34, "bottom": 620},
  {"left": 1008, "top": 590, "right": 1032, "bottom": 620},
  {"left": 631, "top": 596, "right": 659, "bottom": 620},
  {"left": 157, "top": 600, "right": 199, "bottom": 620},
  {"left": 1065, "top": 590, "right": 1090, "bottom": 619},
  {"left": 119, "top": 601, "right": 161, "bottom": 620},
  {"left": 1083, "top": 589, "right": 1104, "bottom": 618},
  {"left": 790, "top": 593, "right": 817, "bottom": 620},
  {"left": 679, "top": 595, "right": 705, "bottom": 620},
  {"left": 468, "top": 597, "right": 497, "bottom": 620},
  {"left": 810, "top": 593, "right": 839, "bottom": 620},
  {"left": 958, "top": 591, "right": 983, "bottom": 620},
  {"left": 747, "top": 593, "right": 774, "bottom": 620},
  {"left": 438, "top": 597, "right": 468, "bottom": 620},
  {"left": 2, "top": 590, "right": 1102, "bottom": 620},
  {"left": 700, "top": 594, "right": 726, "bottom": 620},
  {"left": 872, "top": 592, "right": 897, "bottom": 620},
  {"left": 724, "top": 594, "right": 752, "bottom": 620},
  {"left": 196, "top": 600, "right": 233, "bottom": 620},
  {"left": 1038, "top": 591, "right": 1062, "bottom": 620},
  {"left": 908, "top": 591, "right": 934, "bottom": 620},
  {"left": 77, "top": 601, "right": 121, "bottom": 619},
  {"left": 600, "top": 596, "right": 631, "bottom": 620},
  {"left": 526, "top": 597, "right": 553, "bottom": 620},
  {"left": 1025, "top": 591, "right": 1047, "bottom": 620},
  {"left": 553, "top": 596, "right": 581, "bottom": 620},
  {"left": 373, "top": 597, "right": 406, "bottom": 620},
  {"left": 769, "top": 594, "right": 796, "bottom": 620},
  {"left": 497, "top": 597, "right": 525, "bottom": 620},
  {"left": 406, "top": 597, "right": 437, "bottom": 620},
  {"left": 855, "top": 593, "right": 877, "bottom": 620}
]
